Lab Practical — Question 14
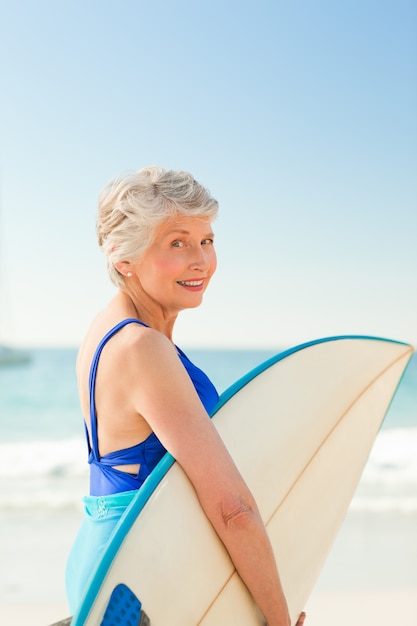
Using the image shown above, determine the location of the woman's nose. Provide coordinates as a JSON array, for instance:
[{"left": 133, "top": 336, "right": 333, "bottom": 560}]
[{"left": 189, "top": 247, "right": 211, "bottom": 271}]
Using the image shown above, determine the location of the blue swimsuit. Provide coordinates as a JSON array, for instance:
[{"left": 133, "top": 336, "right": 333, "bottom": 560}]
[
  {"left": 87, "top": 318, "right": 218, "bottom": 495},
  {"left": 66, "top": 319, "right": 219, "bottom": 612}
]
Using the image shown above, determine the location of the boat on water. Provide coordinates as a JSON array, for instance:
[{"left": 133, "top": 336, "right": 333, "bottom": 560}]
[{"left": 0, "top": 344, "right": 31, "bottom": 366}]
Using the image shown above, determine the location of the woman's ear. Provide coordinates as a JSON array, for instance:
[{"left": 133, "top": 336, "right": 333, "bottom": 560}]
[{"left": 114, "top": 261, "right": 133, "bottom": 278}]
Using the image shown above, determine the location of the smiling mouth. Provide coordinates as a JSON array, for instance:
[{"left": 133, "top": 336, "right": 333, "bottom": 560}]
[{"left": 177, "top": 280, "right": 204, "bottom": 287}]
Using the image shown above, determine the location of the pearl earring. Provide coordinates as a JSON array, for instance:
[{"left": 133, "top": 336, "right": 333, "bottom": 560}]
[{"left": 127, "top": 272, "right": 132, "bottom": 277}]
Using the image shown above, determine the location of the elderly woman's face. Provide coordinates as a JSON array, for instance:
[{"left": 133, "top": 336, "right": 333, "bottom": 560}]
[{"left": 133, "top": 215, "right": 217, "bottom": 312}]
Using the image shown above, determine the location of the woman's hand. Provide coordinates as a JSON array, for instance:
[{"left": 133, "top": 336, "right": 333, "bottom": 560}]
[{"left": 262, "top": 610, "right": 306, "bottom": 626}]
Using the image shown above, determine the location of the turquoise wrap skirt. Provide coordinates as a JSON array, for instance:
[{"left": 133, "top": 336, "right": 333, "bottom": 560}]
[{"left": 65, "top": 490, "right": 137, "bottom": 614}]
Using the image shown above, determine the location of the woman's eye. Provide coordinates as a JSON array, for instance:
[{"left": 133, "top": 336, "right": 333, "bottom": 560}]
[
  {"left": 201, "top": 238, "right": 214, "bottom": 246},
  {"left": 171, "top": 240, "right": 184, "bottom": 248}
]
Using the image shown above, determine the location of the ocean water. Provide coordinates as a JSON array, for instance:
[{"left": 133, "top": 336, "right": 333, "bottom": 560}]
[{"left": 0, "top": 346, "right": 416, "bottom": 515}]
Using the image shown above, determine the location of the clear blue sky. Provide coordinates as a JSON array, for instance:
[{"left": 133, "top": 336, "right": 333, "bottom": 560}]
[{"left": 0, "top": 0, "right": 416, "bottom": 348}]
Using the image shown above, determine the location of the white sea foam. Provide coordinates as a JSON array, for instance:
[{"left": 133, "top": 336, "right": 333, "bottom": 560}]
[
  {"left": 349, "top": 427, "right": 417, "bottom": 513},
  {"left": 0, "top": 428, "right": 416, "bottom": 511},
  {"left": 0, "top": 438, "right": 87, "bottom": 478},
  {"left": 0, "top": 438, "right": 88, "bottom": 510},
  {"left": 361, "top": 427, "right": 417, "bottom": 486}
]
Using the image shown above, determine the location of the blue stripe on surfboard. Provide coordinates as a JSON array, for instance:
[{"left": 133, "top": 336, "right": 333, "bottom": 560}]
[
  {"left": 212, "top": 334, "right": 411, "bottom": 411},
  {"left": 71, "top": 334, "right": 411, "bottom": 625}
]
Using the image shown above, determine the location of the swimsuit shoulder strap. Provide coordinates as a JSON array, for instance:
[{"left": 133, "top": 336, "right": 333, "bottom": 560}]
[{"left": 88, "top": 318, "right": 149, "bottom": 459}]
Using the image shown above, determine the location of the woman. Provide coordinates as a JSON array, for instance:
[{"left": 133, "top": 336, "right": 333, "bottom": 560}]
[{"left": 66, "top": 166, "right": 306, "bottom": 626}]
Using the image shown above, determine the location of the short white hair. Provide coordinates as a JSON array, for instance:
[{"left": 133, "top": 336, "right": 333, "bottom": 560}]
[{"left": 97, "top": 166, "right": 219, "bottom": 288}]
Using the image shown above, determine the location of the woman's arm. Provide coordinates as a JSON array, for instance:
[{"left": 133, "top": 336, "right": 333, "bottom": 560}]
[{"left": 124, "top": 330, "right": 305, "bottom": 626}]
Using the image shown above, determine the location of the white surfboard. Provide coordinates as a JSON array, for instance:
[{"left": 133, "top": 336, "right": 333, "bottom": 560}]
[{"left": 71, "top": 335, "right": 413, "bottom": 626}]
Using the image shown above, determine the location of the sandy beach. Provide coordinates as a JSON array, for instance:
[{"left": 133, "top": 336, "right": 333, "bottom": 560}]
[
  {"left": 306, "top": 589, "right": 417, "bottom": 625},
  {"left": 0, "top": 508, "right": 416, "bottom": 626}
]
